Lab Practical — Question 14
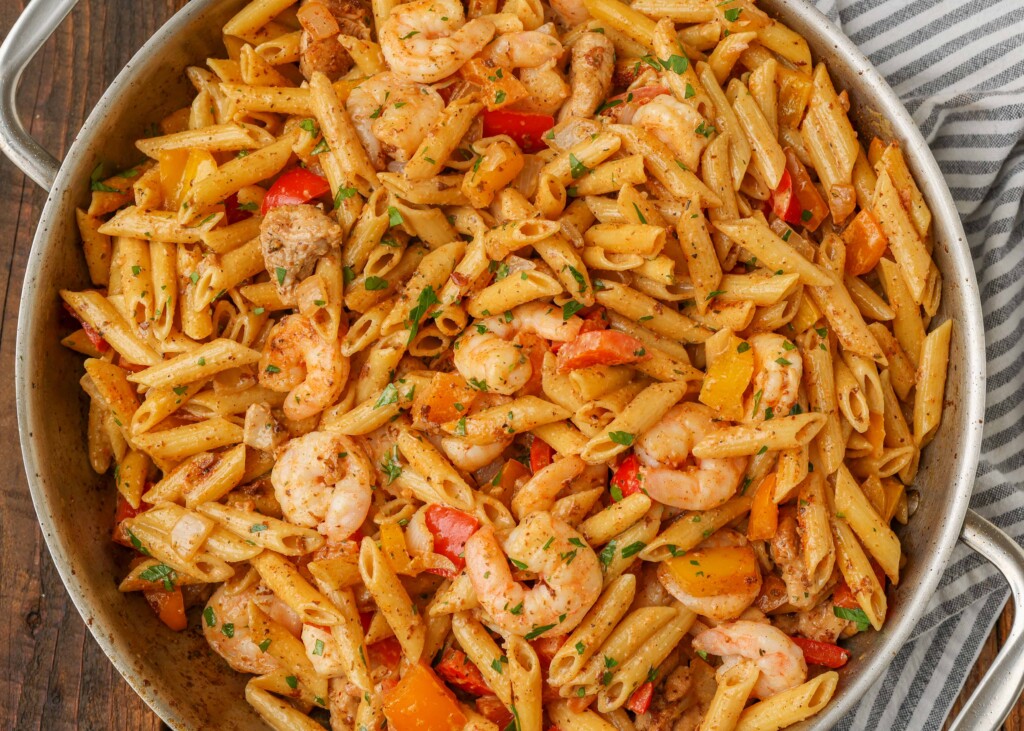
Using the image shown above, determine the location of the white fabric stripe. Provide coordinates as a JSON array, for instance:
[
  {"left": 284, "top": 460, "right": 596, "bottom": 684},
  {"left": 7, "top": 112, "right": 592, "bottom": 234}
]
[{"left": 811, "top": 0, "right": 1024, "bottom": 728}]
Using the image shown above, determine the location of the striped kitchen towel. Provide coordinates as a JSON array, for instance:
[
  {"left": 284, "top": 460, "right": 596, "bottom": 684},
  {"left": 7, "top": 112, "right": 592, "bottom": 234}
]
[{"left": 808, "top": 0, "right": 1024, "bottom": 728}]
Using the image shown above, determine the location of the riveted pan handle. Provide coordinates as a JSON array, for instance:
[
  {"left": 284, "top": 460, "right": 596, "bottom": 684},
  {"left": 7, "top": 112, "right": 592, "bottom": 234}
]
[
  {"left": 947, "top": 510, "right": 1024, "bottom": 730},
  {"left": 0, "top": 0, "right": 82, "bottom": 190}
]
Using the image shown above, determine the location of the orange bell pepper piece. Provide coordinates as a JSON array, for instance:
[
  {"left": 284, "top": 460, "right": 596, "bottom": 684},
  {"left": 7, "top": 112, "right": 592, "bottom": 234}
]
[{"left": 383, "top": 663, "right": 468, "bottom": 731}]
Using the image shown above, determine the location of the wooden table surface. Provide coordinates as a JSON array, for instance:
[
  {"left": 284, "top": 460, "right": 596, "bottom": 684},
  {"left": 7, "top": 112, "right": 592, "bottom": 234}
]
[{"left": 0, "top": 1, "right": 1020, "bottom": 729}]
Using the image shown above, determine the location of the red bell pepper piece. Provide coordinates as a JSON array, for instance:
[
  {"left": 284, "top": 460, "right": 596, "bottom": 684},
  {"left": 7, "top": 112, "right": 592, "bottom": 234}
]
[
  {"left": 555, "top": 330, "right": 650, "bottom": 372},
  {"left": 611, "top": 454, "right": 643, "bottom": 499},
  {"left": 530, "top": 636, "right": 564, "bottom": 671},
  {"left": 435, "top": 647, "right": 494, "bottom": 695},
  {"left": 833, "top": 563, "right": 886, "bottom": 609},
  {"left": 261, "top": 167, "right": 331, "bottom": 214},
  {"left": 770, "top": 169, "right": 804, "bottom": 226},
  {"left": 63, "top": 302, "right": 110, "bottom": 353},
  {"left": 481, "top": 110, "right": 555, "bottom": 153},
  {"left": 224, "top": 192, "right": 254, "bottom": 224},
  {"left": 790, "top": 636, "right": 850, "bottom": 669},
  {"left": 475, "top": 696, "right": 514, "bottom": 727},
  {"left": 530, "top": 437, "right": 554, "bottom": 474},
  {"left": 369, "top": 636, "right": 404, "bottom": 670},
  {"left": 580, "top": 307, "right": 609, "bottom": 334},
  {"left": 831, "top": 581, "right": 861, "bottom": 609},
  {"left": 113, "top": 494, "right": 150, "bottom": 547},
  {"left": 771, "top": 149, "right": 829, "bottom": 231},
  {"left": 625, "top": 681, "right": 655, "bottom": 714},
  {"left": 424, "top": 505, "right": 480, "bottom": 575},
  {"left": 143, "top": 586, "right": 188, "bottom": 631}
]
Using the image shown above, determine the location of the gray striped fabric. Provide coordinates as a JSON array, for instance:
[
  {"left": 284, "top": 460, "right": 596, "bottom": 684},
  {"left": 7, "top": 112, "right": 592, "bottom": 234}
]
[{"left": 807, "top": 0, "right": 1024, "bottom": 727}]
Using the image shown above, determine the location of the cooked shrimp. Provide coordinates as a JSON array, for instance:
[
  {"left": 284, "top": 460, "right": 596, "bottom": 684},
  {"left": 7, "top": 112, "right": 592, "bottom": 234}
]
[
  {"left": 481, "top": 28, "right": 563, "bottom": 68},
  {"left": 464, "top": 511, "right": 602, "bottom": 637},
  {"left": 549, "top": 0, "right": 589, "bottom": 25},
  {"left": 302, "top": 623, "right": 348, "bottom": 676},
  {"left": 744, "top": 333, "right": 803, "bottom": 421},
  {"left": 558, "top": 32, "right": 615, "bottom": 122},
  {"left": 436, "top": 392, "right": 513, "bottom": 469},
  {"left": 259, "top": 314, "right": 348, "bottom": 421},
  {"left": 632, "top": 94, "right": 711, "bottom": 172},
  {"left": 345, "top": 72, "right": 445, "bottom": 166},
  {"left": 253, "top": 582, "right": 304, "bottom": 637},
  {"left": 454, "top": 302, "right": 582, "bottom": 395},
  {"left": 204, "top": 581, "right": 281, "bottom": 675},
  {"left": 379, "top": 0, "right": 496, "bottom": 83},
  {"left": 440, "top": 434, "right": 510, "bottom": 472},
  {"left": 634, "top": 402, "right": 747, "bottom": 510},
  {"left": 692, "top": 620, "right": 807, "bottom": 700},
  {"left": 271, "top": 431, "right": 375, "bottom": 543},
  {"left": 657, "top": 530, "right": 761, "bottom": 621}
]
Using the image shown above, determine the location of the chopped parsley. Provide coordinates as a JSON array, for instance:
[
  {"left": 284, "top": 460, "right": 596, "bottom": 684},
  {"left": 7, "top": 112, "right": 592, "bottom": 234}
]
[
  {"left": 334, "top": 186, "right": 357, "bottom": 208},
  {"left": 406, "top": 285, "right": 439, "bottom": 343},
  {"left": 524, "top": 624, "right": 557, "bottom": 640},
  {"left": 375, "top": 383, "right": 399, "bottom": 408},
  {"left": 608, "top": 431, "right": 634, "bottom": 446},
  {"left": 834, "top": 605, "right": 871, "bottom": 632},
  {"left": 380, "top": 447, "right": 402, "bottom": 485},
  {"left": 139, "top": 563, "right": 177, "bottom": 591},
  {"left": 599, "top": 540, "right": 618, "bottom": 568},
  {"left": 569, "top": 152, "right": 591, "bottom": 180},
  {"left": 562, "top": 300, "right": 584, "bottom": 320},
  {"left": 620, "top": 541, "right": 646, "bottom": 558}
]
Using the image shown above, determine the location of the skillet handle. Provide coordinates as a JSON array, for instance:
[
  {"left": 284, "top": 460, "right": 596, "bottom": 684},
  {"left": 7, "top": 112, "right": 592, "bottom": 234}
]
[
  {"left": 0, "top": 0, "right": 82, "bottom": 190},
  {"left": 947, "top": 509, "right": 1024, "bottom": 730}
]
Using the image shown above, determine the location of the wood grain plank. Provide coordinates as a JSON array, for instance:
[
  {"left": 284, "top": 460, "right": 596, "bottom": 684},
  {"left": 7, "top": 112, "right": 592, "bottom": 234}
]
[{"left": 0, "top": 2, "right": 184, "bottom": 729}]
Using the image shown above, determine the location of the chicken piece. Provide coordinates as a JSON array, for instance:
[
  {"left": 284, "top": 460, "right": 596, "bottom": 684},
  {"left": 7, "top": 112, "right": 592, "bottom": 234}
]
[
  {"left": 299, "top": 0, "right": 373, "bottom": 81},
  {"left": 259, "top": 204, "right": 342, "bottom": 297},
  {"left": 773, "top": 601, "right": 851, "bottom": 643},
  {"left": 635, "top": 667, "right": 697, "bottom": 731},
  {"left": 768, "top": 506, "right": 815, "bottom": 610},
  {"left": 243, "top": 402, "right": 288, "bottom": 452}
]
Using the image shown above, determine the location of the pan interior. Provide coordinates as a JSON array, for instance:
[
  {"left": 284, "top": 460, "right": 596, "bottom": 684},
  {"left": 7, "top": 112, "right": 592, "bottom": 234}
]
[{"left": 14, "top": 0, "right": 986, "bottom": 729}]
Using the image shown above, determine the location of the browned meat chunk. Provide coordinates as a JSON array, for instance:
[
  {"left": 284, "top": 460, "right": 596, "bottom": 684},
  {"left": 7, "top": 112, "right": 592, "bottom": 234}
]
[
  {"left": 769, "top": 507, "right": 815, "bottom": 609},
  {"left": 774, "top": 601, "right": 851, "bottom": 643},
  {"left": 260, "top": 204, "right": 342, "bottom": 297},
  {"left": 299, "top": 0, "right": 372, "bottom": 82}
]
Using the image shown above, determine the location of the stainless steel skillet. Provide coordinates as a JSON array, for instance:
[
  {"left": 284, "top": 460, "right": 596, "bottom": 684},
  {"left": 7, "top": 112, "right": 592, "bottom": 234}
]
[{"left": 2, "top": 0, "right": 1022, "bottom": 728}]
